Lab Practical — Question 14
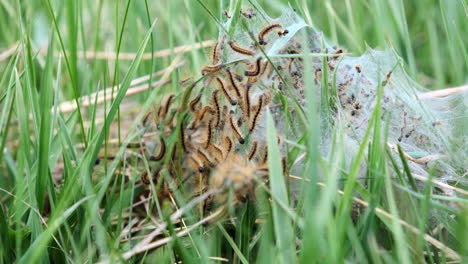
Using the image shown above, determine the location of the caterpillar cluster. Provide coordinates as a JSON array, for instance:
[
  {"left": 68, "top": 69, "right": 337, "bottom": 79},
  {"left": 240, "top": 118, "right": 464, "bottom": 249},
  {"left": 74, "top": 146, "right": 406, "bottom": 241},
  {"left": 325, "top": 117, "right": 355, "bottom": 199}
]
[{"left": 137, "top": 23, "right": 294, "bottom": 211}]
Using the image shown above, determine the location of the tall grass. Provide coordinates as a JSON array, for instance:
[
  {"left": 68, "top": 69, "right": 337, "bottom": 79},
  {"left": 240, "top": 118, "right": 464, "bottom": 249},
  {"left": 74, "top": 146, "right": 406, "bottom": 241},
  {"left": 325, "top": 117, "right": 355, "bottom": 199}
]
[{"left": 0, "top": 0, "right": 467, "bottom": 263}]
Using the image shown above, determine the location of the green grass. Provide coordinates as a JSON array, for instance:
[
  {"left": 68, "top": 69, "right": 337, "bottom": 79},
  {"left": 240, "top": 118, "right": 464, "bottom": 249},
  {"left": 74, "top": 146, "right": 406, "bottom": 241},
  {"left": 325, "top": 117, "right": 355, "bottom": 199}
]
[{"left": 0, "top": 0, "right": 467, "bottom": 263}]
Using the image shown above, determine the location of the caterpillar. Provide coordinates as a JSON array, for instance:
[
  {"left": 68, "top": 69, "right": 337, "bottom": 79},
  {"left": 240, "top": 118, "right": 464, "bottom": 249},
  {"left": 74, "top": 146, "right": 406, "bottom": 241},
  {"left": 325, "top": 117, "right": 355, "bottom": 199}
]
[
  {"left": 229, "top": 115, "right": 245, "bottom": 144},
  {"left": 189, "top": 105, "right": 213, "bottom": 130},
  {"left": 142, "top": 111, "right": 153, "bottom": 126},
  {"left": 197, "top": 149, "right": 215, "bottom": 168},
  {"left": 224, "top": 136, "right": 233, "bottom": 156},
  {"left": 198, "top": 106, "right": 214, "bottom": 123},
  {"left": 161, "top": 94, "right": 176, "bottom": 119},
  {"left": 205, "top": 119, "right": 213, "bottom": 149},
  {"left": 201, "top": 64, "right": 224, "bottom": 75},
  {"left": 226, "top": 68, "right": 242, "bottom": 98},
  {"left": 150, "top": 137, "right": 166, "bottom": 161},
  {"left": 244, "top": 57, "right": 262, "bottom": 77},
  {"left": 249, "top": 95, "right": 264, "bottom": 133},
  {"left": 216, "top": 77, "right": 237, "bottom": 106},
  {"left": 244, "top": 83, "right": 252, "bottom": 119},
  {"left": 258, "top": 24, "right": 283, "bottom": 45},
  {"left": 212, "top": 41, "right": 221, "bottom": 64},
  {"left": 261, "top": 145, "right": 268, "bottom": 164},
  {"left": 228, "top": 40, "right": 255, "bottom": 56},
  {"left": 189, "top": 94, "right": 202, "bottom": 112},
  {"left": 180, "top": 122, "right": 188, "bottom": 153},
  {"left": 248, "top": 141, "right": 258, "bottom": 161},
  {"left": 212, "top": 90, "right": 221, "bottom": 128},
  {"left": 219, "top": 105, "right": 229, "bottom": 130}
]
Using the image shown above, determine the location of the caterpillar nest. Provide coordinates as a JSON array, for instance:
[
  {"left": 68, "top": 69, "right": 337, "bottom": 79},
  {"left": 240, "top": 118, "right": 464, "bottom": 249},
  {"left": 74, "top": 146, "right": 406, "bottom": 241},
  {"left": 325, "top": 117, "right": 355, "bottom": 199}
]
[{"left": 96, "top": 2, "right": 466, "bottom": 219}]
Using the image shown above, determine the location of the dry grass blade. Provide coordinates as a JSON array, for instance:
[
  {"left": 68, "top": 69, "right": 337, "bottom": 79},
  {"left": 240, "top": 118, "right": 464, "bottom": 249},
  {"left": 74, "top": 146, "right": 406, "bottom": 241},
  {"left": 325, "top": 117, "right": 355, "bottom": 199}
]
[
  {"left": 116, "top": 207, "right": 224, "bottom": 262},
  {"left": 112, "top": 190, "right": 218, "bottom": 262},
  {"left": 75, "top": 40, "right": 215, "bottom": 60},
  {"left": 411, "top": 174, "right": 468, "bottom": 196},
  {"left": 168, "top": 193, "right": 201, "bottom": 258},
  {"left": 118, "top": 218, "right": 140, "bottom": 240},
  {"left": 57, "top": 61, "right": 185, "bottom": 113},
  {"left": 0, "top": 40, "right": 215, "bottom": 62},
  {"left": 419, "top": 84, "right": 468, "bottom": 99},
  {"left": 0, "top": 42, "right": 19, "bottom": 61},
  {"left": 208, "top": 256, "right": 230, "bottom": 262}
]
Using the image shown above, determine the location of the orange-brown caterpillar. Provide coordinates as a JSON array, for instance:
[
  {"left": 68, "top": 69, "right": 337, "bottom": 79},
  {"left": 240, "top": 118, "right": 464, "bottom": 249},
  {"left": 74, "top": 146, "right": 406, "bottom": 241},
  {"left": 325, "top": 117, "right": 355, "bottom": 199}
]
[
  {"left": 141, "top": 170, "right": 151, "bottom": 185},
  {"left": 157, "top": 104, "right": 164, "bottom": 119},
  {"left": 216, "top": 77, "right": 237, "bottom": 106},
  {"left": 212, "top": 41, "right": 221, "bottom": 64},
  {"left": 249, "top": 95, "right": 264, "bottom": 133},
  {"left": 209, "top": 144, "right": 224, "bottom": 160},
  {"left": 258, "top": 24, "right": 282, "bottom": 45},
  {"left": 281, "top": 157, "right": 287, "bottom": 175},
  {"left": 199, "top": 106, "right": 214, "bottom": 122},
  {"left": 142, "top": 111, "right": 153, "bottom": 126},
  {"left": 180, "top": 122, "right": 188, "bottom": 153},
  {"left": 229, "top": 115, "right": 245, "bottom": 144},
  {"left": 228, "top": 40, "right": 255, "bottom": 56},
  {"left": 189, "top": 94, "right": 202, "bottom": 112},
  {"left": 164, "top": 95, "right": 176, "bottom": 118},
  {"left": 164, "top": 110, "right": 176, "bottom": 127},
  {"left": 261, "top": 145, "right": 268, "bottom": 164},
  {"left": 224, "top": 136, "right": 233, "bottom": 156},
  {"left": 190, "top": 105, "right": 213, "bottom": 129},
  {"left": 248, "top": 141, "right": 258, "bottom": 161},
  {"left": 205, "top": 119, "right": 213, "bottom": 149},
  {"left": 212, "top": 90, "right": 221, "bottom": 127},
  {"left": 245, "top": 57, "right": 262, "bottom": 77},
  {"left": 150, "top": 137, "right": 166, "bottom": 161},
  {"left": 219, "top": 105, "right": 228, "bottom": 130},
  {"left": 201, "top": 64, "right": 224, "bottom": 75},
  {"left": 226, "top": 68, "right": 242, "bottom": 98},
  {"left": 158, "top": 94, "right": 175, "bottom": 124},
  {"left": 244, "top": 83, "right": 252, "bottom": 119},
  {"left": 197, "top": 149, "right": 215, "bottom": 168}
]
